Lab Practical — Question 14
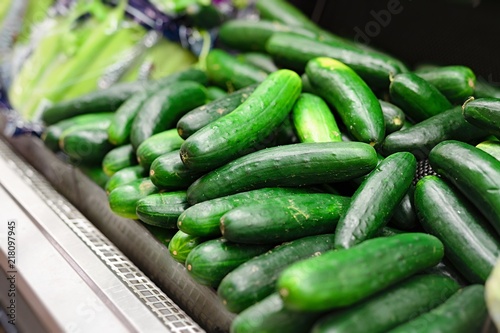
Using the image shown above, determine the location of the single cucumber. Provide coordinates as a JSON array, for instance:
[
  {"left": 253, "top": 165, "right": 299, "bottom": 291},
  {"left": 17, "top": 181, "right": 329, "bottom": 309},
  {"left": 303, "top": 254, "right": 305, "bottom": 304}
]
[
  {"left": 105, "top": 165, "right": 147, "bottom": 194},
  {"left": 380, "top": 106, "right": 486, "bottom": 160},
  {"left": 218, "top": 234, "right": 335, "bottom": 313},
  {"left": 311, "top": 274, "right": 460, "bottom": 333},
  {"left": 414, "top": 175, "right": 500, "bottom": 283},
  {"left": 477, "top": 140, "right": 500, "bottom": 161},
  {"left": 135, "top": 129, "right": 184, "bottom": 169},
  {"left": 238, "top": 53, "right": 278, "bottom": 73},
  {"left": 206, "top": 86, "right": 227, "bottom": 101},
  {"left": 180, "top": 69, "right": 302, "bottom": 172},
  {"left": 277, "top": 233, "right": 444, "bottom": 311},
  {"left": 306, "top": 57, "right": 385, "bottom": 146},
  {"left": 429, "top": 140, "right": 500, "bottom": 234},
  {"left": 101, "top": 144, "right": 136, "bottom": 177},
  {"left": 108, "top": 177, "right": 159, "bottom": 219},
  {"left": 185, "top": 238, "right": 273, "bottom": 288},
  {"left": 221, "top": 194, "right": 350, "bottom": 244},
  {"left": 205, "top": 49, "right": 268, "bottom": 91},
  {"left": 177, "top": 187, "right": 315, "bottom": 237},
  {"left": 135, "top": 191, "right": 188, "bottom": 228},
  {"left": 334, "top": 152, "right": 417, "bottom": 249},
  {"left": 168, "top": 230, "right": 210, "bottom": 264},
  {"left": 379, "top": 100, "right": 405, "bottom": 134},
  {"left": 292, "top": 93, "right": 342, "bottom": 143},
  {"left": 186, "top": 141, "right": 378, "bottom": 204},
  {"left": 388, "top": 285, "right": 487, "bottom": 333},
  {"left": 255, "top": 0, "right": 320, "bottom": 31},
  {"left": 60, "top": 128, "right": 115, "bottom": 166},
  {"left": 149, "top": 150, "right": 204, "bottom": 190},
  {"left": 176, "top": 84, "right": 257, "bottom": 139},
  {"left": 389, "top": 72, "right": 453, "bottom": 122},
  {"left": 463, "top": 97, "right": 500, "bottom": 137},
  {"left": 57, "top": 114, "right": 114, "bottom": 150},
  {"left": 78, "top": 165, "right": 109, "bottom": 189}
]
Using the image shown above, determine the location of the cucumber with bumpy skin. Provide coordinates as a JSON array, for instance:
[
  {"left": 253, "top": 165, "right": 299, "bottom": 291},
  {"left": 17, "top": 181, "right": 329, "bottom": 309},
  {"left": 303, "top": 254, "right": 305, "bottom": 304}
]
[
  {"left": 105, "top": 165, "right": 146, "bottom": 194},
  {"left": 149, "top": 151, "right": 204, "bottom": 190},
  {"left": 462, "top": 97, "right": 500, "bottom": 138},
  {"left": 135, "top": 129, "right": 184, "bottom": 169},
  {"left": 168, "top": 230, "right": 209, "bottom": 264},
  {"left": 108, "top": 177, "right": 159, "bottom": 219},
  {"left": 60, "top": 128, "right": 114, "bottom": 166}
]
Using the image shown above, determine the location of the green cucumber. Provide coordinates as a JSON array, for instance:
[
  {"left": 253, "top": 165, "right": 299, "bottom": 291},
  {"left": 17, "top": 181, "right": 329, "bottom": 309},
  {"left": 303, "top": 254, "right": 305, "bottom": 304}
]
[
  {"left": 292, "top": 93, "right": 342, "bottom": 143},
  {"left": 101, "top": 144, "right": 136, "bottom": 177},
  {"left": 177, "top": 187, "right": 315, "bottom": 237},
  {"left": 463, "top": 97, "right": 500, "bottom": 137},
  {"left": 129, "top": 81, "right": 207, "bottom": 149},
  {"left": 205, "top": 49, "right": 268, "bottom": 92},
  {"left": 186, "top": 141, "right": 378, "bottom": 204},
  {"left": 380, "top": 106, "right": 486, "bottom": 159},
  {"left": 388, "top": 285, "right": 487, "bottom": 333},
  {"left": 334, "top": 152, "right": 416, "bottom": 249},
  {"left": 144, "top": 224, "right": 177, "bottom": 248},
  {"left": 135, "top": 129, "right": 184, "bottom": 169},
  {"left": 306, "top": 57, "right": 385, "bottom": 146},
  {"left": 168, "top": 230, "right": 210, "bottom": 264},
  {"left": 180, "top": 69, "right": 301, "bottom": 172},
  {"left": 375, "top": 226, "right": 405, "bottom": 237},
  {"left": 149, "top": 150, "right": 204, "bottom": 190},
  {"left": 206, "top": 86, "right": 227, "bottom": 101},
  {"left": 311, "top": 274, "right": 460, "bottom": 333},
  {"left": 135, "top": 191, "right": 188, "bottom": 228},
  {"left": 60, "top": 128, "right": 115, "bottom": 166},
  {"left": 429, "top": 140, "right": 500, "bottom": 235},
  {"left": 301, "top": 73, "right": 315, "bottom": 93},
  {"left": 477, "top": 140, "right": 500, "bottom": 161},
  {"left": 388, "top": 190, "right": 419, "bottom": 230},
  {"left": 176, "top": 84, "right": 257, "bottom": 139},
  {"left": 105, "top": 165, "right": 147, "bottom": 194},
  {"left": 379, "top": 100, "right": 405, "bottom": 134},
  {"left": 221, "top": 194, "right": 350, "bottom": 244},
  {"left": 423, "top": 260, "right": 468, "bottom": 287},
  {"left": 108, "top": 177, "right": 159, "bottom": 219},
  {"left": 389, "top": 72, "right": 453, "bottom": 122},
  {"left": 415, "top": 175, "right": 500, "bottom": 283},
  {"left": 238, "top": 53, "right": 278, "bottom": 73},
  {"left": 218, "top": 234, "right": 335, "bottom": 313},
  {"left": 277, "top": 233, "right": 444, "bottom": 311},
  {"left": 78, "top": 165, "right": 109, "bottom": 189},
  {"left": 185, "top": 238, "right": 272, "bottom": 288},
  {"left": 255, "top": 0, "right": 320, "bottom": 31}
]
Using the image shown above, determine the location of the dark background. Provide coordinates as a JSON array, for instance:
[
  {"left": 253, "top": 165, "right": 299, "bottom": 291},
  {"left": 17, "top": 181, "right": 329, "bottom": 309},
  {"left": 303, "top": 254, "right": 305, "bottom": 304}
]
[{"left": 289, "top": 0, "right": 500, "bottom": 83}]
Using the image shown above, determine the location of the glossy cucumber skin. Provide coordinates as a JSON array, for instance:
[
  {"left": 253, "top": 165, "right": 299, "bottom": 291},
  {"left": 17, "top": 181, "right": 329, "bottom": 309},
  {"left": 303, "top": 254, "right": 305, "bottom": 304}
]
[
  {"left": 221, "top": 194, "right": 350, "bottom": 244},
  {"left": 477, "top": 140, "right": 500, "bottom": 161},
  {"left": 277, "top": 233, "right": 444, "bottom": 311},
  {"left": 463, "top": 97, "right": 500, "bottom": 137},
  {"left": 102, "top": 144, "right": 136, "bottom": 177},
  {"left": 334, "top": 152, "right": 417, "bottom": 249},
  {"left": 218, "top": 234, "right": 335, "bottom": 313},
  {"left": 129, "top": 81, "right": 207, "bottom": 149},
  {"left": 105, "top": 165, "right": 147, "bottom": 194},
  {"left": 292, "top": 93, "right": 342, "bottom": 143},
  {"left": 108, "top": 177, "right": 159, "bottom": 219},
  {"left": 388, "top": 285, "right": 487, "bottom": 333},
  {"left": 180, "top": 69, "right": 301, "bottom": 172},
  {"left": 149, "top": 151, "right": 204, "bottom": 190},
  {"left": 178, "top": 187, "right": 315, "bottom": 237},
  {"left": 311, "top": 274, "right": 460, "bottom": 333},
  {"left": 306, "top": 57, "right": 385, "bottom": 146},
  {"left": 186, "top": 141, "right": 378, "bottom": 204},
  {"left": 238, "top": 53, "right": 278, "bottom": 73},
  {"left": 379, "top": 100, "right": 405, "bottom": 134},
  {"left": 135, "top": 191, "right": 188, "bottom": 228},
  {"left": 380, "top": 106, "right": 486, "bottom": 160},
  {"left": 255, "top": 0, "right": 319, "bottom": 31},
  {"left": 176, "top": 84, "right": 257, "bottom": 139},
  {"left": 60, "top": 128, "right": 114, "bottom": 166},
  {"left": 168, "top": 230, "right": 209, "bottom": 264},
  {"left": 389, "top": 72, "right": 453, "bottom": 123},
  {"left": 414, "top": 175, "right": 500, "bottom": 283},
  {"left": 135, "top": 129, "right": 184, "bottom": 169},
  {"left": 185, "top": 238, "right": 273, "bottom": 288},
  {"left": 429, "top": 140, "right": 500, "bottom": 234}
]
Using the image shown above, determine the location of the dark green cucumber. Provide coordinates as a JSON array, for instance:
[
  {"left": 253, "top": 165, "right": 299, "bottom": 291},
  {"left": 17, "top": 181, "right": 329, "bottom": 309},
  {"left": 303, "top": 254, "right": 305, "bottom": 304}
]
[
  {"left": 144, "top": 224, "right": 177, "bottom": 248},
  {"left": 184, "top": 238, "right": 273, "bottom": 288},
  {"left": 477, "top": 140, "right": 500, "bottom": 161},
  {"left": 149, "top": 150, "right": 204, "bottom": 190},
  {"left": 389, "top": 72, "right": 453, "bottom": 122},
  {"left": 230, "top": 292, "right": 322, "bottom": 333},
  {"left": 135, "top": 191, "right": 188, "bottom": 228},
  {"left": 41, "top": 68, "right": 207, "bottom": 125},
  {"left": 186, "top": 141, "right": 378, "bottom": 204},
  {"left": 78, "top": 165, "right": 109, "bottom": 189},
  {"left": 388, "top": 285, "right": 487, "bottom": 333},
  {"left": 129, "top": 81, "right": 207, "bottom": 149},
  {"left": 429, "top": 140, "right": 500, "bottom": 234},
  {"left": 218, "top": 234, "right": 336, "bottom": 313},
  {"left": 266, "top": 32, "right": 408, "bottom": 88},
  {"left": 463, "top": 97, "right": 500, "bottom": 137},
  {"left": 255, "top": 0, "right": 320, "bottom": 31},
  {"left": 292, "top": 93, "right": 342, "bottom": 143},
  {"left": 221, "top": 194, "right": 350, "bottom": 244},
  {"left": 334, "top": 152, "right": 416, "bottom": 249},
  {"left": 415, "top": 175, "right": 500, "bottom": 283},
  {"left": 380, "top": 106, "right": 486, "bottom": 160},
  {"left": 108, "top": 177, "right": 159, "bottom": 219},
  {"left": 206, "top": 86, "right": 227, "bottom": 101},
  {"left": 168, "top": 230, "right": 210, "bottom": 264},
  {"left": 42, "top": 113, "right": 114, "bottom": 151},
  {"left": 388, "top": 190, "right": 419, "bottom": 230},
  {"left": 105, "top": 165, "right": 147, "bottom": 194},
  {"left": 135, "top": 129, "right": 184, "bottom": 169},
  {"left": 60, "top": 128, "right": 115, "bottom": 165},
  {"left": 307, "top": 57, "right": 385, "bottom": 146},
  {"left": 277, "top": 233, "right": 444, "bottom": 311},
  {"left": 176, "top": 84, "right": 257, "bottom": 139},
  {"left": 102, "top": 144, "right": 137, "bottom": 177},
  {"left": 180, "top": 69, "right": 301, "bottom": 172},
  {"left": 177, "top": 187, "right": 315, "bottom": 237},
  {"left": 375, "top": 226, "right": 405, "bottom": 237},
  {"left": 379, "top": 100, "right": 405, "bottom": 134},
  {"left": 205, "top": 49, "right": 268, "bottom": 91},
  {"left": 238, "top": 53, "right": 278, "bottom": 73},
  {"left": 311, "top": 274, "right": 460, "bottom": 333},
  {"left": 415, "top": 65, "right": 476, "bottom": 103},
  {"left": 474, "top": 78, "right": 500, "bottom": 99}
]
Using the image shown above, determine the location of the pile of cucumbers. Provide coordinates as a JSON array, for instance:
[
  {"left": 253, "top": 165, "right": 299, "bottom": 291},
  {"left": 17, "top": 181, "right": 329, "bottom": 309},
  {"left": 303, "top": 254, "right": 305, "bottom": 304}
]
[{"left": 37, "top": 0, "right": 500, "bottom": 332}]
